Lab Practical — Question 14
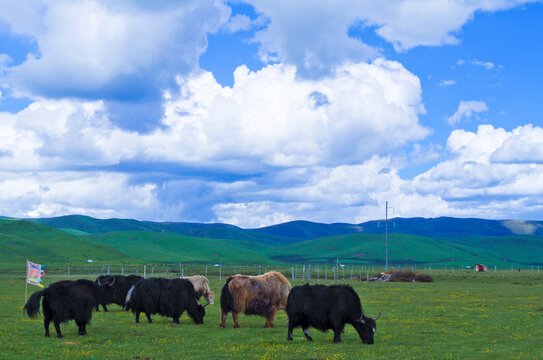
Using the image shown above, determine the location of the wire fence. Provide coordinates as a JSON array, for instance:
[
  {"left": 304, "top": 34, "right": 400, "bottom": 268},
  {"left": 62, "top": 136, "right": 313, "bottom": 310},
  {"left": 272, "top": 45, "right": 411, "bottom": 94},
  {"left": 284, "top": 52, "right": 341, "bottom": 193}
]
[{"left": 25, "top": 262, "right": 543, "bottom": 282}]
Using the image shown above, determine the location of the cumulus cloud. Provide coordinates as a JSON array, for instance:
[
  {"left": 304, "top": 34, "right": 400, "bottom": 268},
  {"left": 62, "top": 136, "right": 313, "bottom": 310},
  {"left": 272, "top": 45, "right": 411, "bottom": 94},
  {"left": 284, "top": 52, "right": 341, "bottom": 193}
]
[
  {"left": 491, "top": 124, "right": 543, "bottom": 164},
  {"left": 0, "top": 0, "right": 230, "bottom": 130},
  {"left": 246, "top": 0, "right": 534, "bottom": 77},
  {"left": 0, "top": 171, "right": 157, "bottom": 219},
  {"left": 163, "top": 59, "right": 428, "bottom": 168},
  {"left": 0, "top": 58, "right": 431, "bottom": 223},
  {"left": 447, "top": 100, "right": 488, "bottom": 126}
]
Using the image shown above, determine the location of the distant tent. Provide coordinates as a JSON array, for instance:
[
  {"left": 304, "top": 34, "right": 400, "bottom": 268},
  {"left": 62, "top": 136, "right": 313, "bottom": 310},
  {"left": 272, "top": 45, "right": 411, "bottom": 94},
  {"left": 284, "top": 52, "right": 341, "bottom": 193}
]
[{"left": 474, "top": 264, "right": 487, "bottom": 272}]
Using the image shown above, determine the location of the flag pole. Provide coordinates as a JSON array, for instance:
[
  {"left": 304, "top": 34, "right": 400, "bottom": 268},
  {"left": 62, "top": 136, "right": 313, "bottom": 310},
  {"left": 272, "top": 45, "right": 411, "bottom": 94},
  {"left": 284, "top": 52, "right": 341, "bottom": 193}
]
[{"left": 25, "top": 259, "right": 29, "bottom": 304}]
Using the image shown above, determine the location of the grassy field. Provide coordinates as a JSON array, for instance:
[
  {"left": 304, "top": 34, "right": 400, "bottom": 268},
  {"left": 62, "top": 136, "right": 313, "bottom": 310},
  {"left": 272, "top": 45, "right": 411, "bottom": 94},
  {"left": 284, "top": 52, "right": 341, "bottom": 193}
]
[{"left": 1, "top": 271, "right": 543, "bottom": 359}]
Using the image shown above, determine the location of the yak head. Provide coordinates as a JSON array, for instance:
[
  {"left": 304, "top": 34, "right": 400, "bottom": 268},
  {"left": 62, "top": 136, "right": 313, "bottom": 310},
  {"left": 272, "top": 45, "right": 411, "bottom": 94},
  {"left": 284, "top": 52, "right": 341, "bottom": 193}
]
[
  {"left": 355, "top": 312, "right": 381, "bottom": 344},
  {"left": 192, "top": 304, "right": 206, "bottom": 324}
]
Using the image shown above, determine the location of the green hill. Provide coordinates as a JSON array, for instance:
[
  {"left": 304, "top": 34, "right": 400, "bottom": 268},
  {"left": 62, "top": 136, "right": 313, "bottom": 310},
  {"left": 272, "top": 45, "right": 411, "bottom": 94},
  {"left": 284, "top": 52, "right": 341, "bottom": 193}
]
[
  {"left": 0, "top": 219, "right": 131, "bottom": 268},
  {"left": 3, "top": 218, "right": 543, "bottom": 270},
  {"left": 86, "top": 231, "right": 277, "bottom": 265},
  {"left": 32, "top": 215, "right": 297, "bottom": 245},
  {"left": 265, "top": 233, "right": 522, "bottom": 267}
]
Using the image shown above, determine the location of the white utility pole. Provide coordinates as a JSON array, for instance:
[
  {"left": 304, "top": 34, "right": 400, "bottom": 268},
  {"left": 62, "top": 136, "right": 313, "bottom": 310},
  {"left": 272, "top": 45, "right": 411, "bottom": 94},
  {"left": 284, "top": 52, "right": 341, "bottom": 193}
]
[{"left": 385, "top": 201, "right": 394, "bottom": 273}]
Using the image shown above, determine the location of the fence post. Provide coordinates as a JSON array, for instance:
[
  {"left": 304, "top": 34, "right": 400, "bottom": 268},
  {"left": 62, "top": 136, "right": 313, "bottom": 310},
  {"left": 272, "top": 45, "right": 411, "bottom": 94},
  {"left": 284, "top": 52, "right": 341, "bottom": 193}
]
[
  {"left": 317, "top": 267, "right": 320, "bottom": 282},
  {"left": 136, "top": 266, "right": 139, "bottom": 276},
  {"left": 107, "top": 264, "right": 111, "bottom": 275},
  {"left": 120, "top": 266, "right": 123, "bottom": 276},
  {"left": 350, "top": 266, "right": 353, "bottom": 281},
  {"left": 151, "top": 267, "right": 154, "bottom": 276},
  {"left": 308, "top": 264, "right": 311, "bottom": 281},
  {"left": 325, "top": 268, "right": 328, "bottom": 281},
  {"left": 291, "top": 267, "right": 294, "bottom": 281},
  {"left": 144, "top": 265, "right": 146, "bottom": 279}
]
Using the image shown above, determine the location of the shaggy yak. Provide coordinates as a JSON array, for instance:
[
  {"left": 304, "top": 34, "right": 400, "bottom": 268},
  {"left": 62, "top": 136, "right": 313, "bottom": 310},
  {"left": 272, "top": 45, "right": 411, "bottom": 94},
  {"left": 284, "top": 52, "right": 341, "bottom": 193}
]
[
  {"left": 24, "top": 279, "right": 114, "bottom": 338},
  {"left": 180, "top": 275, "right": 214, "bottom": 305},
  {"left": 220, "top": 271, "right": 291, "bottom": 328},
  {"left": 94, "top": 274, "right": 143, "bottom": 311},
  {"left": 125, "top": 278, "right": 206, "bottom": 325},
  {"left": 286, "top": 284, "right": 381, "bottom": 344}
]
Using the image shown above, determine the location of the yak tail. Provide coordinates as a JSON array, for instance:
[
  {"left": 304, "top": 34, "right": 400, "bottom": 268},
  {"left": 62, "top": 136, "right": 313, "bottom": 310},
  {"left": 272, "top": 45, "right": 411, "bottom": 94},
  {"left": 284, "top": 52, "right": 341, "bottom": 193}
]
[
  {"left": 24, "top": 290, "right": 46, "bottom": 318},
  {"left": 220, "top": 276, "right": 235, "bottom": 313}
]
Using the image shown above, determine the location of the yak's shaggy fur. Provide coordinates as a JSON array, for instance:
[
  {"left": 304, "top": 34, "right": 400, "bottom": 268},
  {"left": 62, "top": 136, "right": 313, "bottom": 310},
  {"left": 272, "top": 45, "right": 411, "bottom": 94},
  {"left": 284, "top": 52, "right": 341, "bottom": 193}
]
[
  {"left": 181, "top": 275, "right": 214, "bottom": 305},
  {"left": 24, "top": 279, "right": 111, "bottom": 338},
  {"left": 95, "top": 274, "right": 143, "bottom": 311},
  {"left": 220, "top": 271, "right": 291, "bottom": 328},
  {"left": 125, "top": 278, "right": 205, "bottom": 325},
  {"left": 287, "top": 284, "right": 380, "bottom": 344}
]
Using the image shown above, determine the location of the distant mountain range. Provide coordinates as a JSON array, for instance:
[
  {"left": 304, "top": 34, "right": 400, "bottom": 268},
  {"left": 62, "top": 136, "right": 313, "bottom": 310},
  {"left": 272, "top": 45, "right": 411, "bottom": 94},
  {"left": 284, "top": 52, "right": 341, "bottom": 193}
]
[
  {"left": 0, "top": 215, "right": 542, "bottom": 268},
  {"left": 30, "top": 215, "right": 543, "bottom": 243}
]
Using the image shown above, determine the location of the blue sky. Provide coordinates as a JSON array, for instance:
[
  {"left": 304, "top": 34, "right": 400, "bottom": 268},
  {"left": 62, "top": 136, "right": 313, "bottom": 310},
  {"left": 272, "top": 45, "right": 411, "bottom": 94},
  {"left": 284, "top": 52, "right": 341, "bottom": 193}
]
[{"left": 0, "top": 0, "right": 542, "bottom": 227}]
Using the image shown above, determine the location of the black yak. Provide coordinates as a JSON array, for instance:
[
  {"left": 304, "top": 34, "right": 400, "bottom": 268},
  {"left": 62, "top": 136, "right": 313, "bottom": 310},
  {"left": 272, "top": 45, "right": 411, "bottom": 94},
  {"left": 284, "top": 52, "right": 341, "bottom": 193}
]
[
  {"left": 24, "top": 279, "right": 113, "bottom": 338},
  {"left": 95, "top": 274, "right": 143, "bottom": 311},
  {"left": 286, "top": 284, "right": 381, "bottom": 344},
  {"left": 125, "top": 278, "right": 206, "bottom": 325},
  {"left": 220, "top": 271, "right": 291, "bottom": 328}
]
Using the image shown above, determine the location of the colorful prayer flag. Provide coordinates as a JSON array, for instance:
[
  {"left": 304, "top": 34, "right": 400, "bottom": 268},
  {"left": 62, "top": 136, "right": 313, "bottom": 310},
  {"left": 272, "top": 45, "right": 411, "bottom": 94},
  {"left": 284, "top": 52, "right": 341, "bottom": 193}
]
[{"left": 27, "top": 261, "right": 44, "bottom": 287}]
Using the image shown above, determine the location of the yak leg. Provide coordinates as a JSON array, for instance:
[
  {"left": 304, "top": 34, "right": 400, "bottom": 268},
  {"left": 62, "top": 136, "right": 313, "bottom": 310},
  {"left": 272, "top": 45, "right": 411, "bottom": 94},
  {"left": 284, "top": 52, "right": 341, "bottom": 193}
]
[
  {"left": 53, "top": 319, "right": 63, "bottom": 338},
  {"left": 102, "top": 304, "right": 108, "bottom": 312},
  {"left": 332, "top": 323, "right": 345, "bottom": 344},
  {"left": 95, "top": 304, "right": 100, "bottom": 312},
  {"left": 220, "top": 310, "right": 228, "bottom": 328},
  {"left": 264, "top": 308, "right": 277, "bottom": 328},
  {"left": 44, "top": 317, "right": 51, "bottom": 337},
  {"left": 172, "top": 316, "right": 180, "bottom": 324},
  {"left": 287, "top": 322, "right": 294, "bottom": 341},
  {"left": 76, "top": 321, "right": 86, "bottom": 335},
  {"left": 135, "top": 312, "right": 140, "bottom": 323},
  {"left": 232, "top": 312, "right": 241, "bottom": 328},
  {"left": 303, "top": 327, "right": 314, "bottom": 342},
  {"left": 146, "top": 313, "right": 153, "bottom": 323},
  {"left": 43, "top": 309, "right": 53, "bottom": 337}
]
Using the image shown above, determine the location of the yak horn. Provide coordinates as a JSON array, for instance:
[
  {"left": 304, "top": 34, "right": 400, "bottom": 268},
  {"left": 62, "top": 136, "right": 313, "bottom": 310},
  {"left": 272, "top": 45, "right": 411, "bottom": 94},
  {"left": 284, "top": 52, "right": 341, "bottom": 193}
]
[
  {"left": 203, "top": 300, "right": 210, "bottom": 307},
  {"left": 109, "top": 278, "right": 115, "bottom": 286},
  {"left": 97, "top": 278, "right": 102, "bottom": 285},
  {"left": 374, "top": 311, "right": 383, "bottom": 321}
]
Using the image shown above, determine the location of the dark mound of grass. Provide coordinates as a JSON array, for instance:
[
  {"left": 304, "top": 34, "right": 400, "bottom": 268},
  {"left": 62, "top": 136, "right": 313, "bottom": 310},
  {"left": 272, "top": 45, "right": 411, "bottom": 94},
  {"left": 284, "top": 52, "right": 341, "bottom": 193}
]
[{"left": 389, "top": 270, "right": 433, "bottom": 282}]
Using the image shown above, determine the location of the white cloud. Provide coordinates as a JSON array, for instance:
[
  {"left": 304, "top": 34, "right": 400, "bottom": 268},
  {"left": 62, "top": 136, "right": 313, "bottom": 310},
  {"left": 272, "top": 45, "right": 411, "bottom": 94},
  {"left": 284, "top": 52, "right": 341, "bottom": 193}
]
[
  {"left": 0, "top": 171, "right": 158, "bottom": 220},
  {"left": 447, "top": 100, "right": 488, "bottom": 126},
  {"left": 163, "top": 60, "right": 428, "bottom": 168},
  {"left": 438, "top": 79, "right": 456, "bottom": 87},
  {"left": 0, "top": 0, "right": 230, "bottom": 129},
  {"left": 471, "top": 59, "right": 496, "bottom": 70},
  {"left": 246, "top": 0, "right": 535, "bottom": 77},
  {"left": 491, "top": 124, "right": 543, "bottom": 164}
]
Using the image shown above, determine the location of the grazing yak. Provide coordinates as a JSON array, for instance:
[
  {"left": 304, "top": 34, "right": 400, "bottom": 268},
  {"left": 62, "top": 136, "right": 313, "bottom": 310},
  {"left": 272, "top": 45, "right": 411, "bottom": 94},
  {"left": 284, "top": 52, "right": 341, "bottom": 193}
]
[
  {"left": 181, "top": 275, "right": 214, "bottom": 306},
  {"left": 94, "top": 274, "right": 143, "bottom": 312},
  {"left": 125, "top": 278, "right": 206, "bottom": 325},
  {"left": 287, "top": 284, "right": 381, "bottom": 344},
  {"left": 24, "top": 279, "right": 114, "bottom": 338},
  {"left": 220, "top": 271, "right": 291, "bottom": 328}
]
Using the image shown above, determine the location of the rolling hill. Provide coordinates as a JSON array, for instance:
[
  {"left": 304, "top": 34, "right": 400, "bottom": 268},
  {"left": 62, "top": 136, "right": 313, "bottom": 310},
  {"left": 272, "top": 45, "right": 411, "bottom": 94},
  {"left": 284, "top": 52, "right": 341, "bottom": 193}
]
[{"left": 2, "top": 215, "right": 542, "bottom": 268}]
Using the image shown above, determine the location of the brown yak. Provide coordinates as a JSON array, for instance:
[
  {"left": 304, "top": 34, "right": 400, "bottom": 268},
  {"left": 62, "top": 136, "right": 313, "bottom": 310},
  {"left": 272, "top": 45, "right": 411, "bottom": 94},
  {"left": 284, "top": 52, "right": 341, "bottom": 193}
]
[
  {"left": 220, "top": 271, "right": 291, "bottom": 328},
  {"left": 181, "top": 275, "right": 215, "bottom": 305}
]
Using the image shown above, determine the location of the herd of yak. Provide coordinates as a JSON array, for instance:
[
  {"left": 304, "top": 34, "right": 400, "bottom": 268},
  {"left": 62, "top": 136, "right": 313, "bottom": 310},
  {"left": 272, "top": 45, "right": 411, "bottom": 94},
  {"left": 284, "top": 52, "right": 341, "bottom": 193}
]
[{"left": 24, "top": 271, "right": 381, "bottom": 344}]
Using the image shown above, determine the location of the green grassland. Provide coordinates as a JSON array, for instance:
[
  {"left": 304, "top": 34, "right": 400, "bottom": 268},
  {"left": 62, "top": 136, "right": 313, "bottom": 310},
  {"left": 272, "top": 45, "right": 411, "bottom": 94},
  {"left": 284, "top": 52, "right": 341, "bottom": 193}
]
[
  {"left": 265, "top": 233, "right": 521, "bottom": 267},
  {"left": 1, "top": 271, "right": 543, "bottom": 359},
  {"left": 3, "top": 219, "right": 542, "bottom": 270}
]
